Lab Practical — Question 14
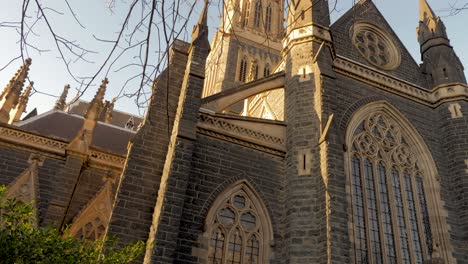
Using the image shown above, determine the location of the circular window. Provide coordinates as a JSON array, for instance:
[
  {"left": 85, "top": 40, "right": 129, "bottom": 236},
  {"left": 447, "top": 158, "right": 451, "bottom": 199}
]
[{"left": 351, "top": 23, "right": 401, "bottom": 70}]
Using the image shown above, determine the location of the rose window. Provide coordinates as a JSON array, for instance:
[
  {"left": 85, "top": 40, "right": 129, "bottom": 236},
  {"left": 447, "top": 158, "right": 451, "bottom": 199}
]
[{"left": 352, "top": 23, "right": 401, "bottom": 70}]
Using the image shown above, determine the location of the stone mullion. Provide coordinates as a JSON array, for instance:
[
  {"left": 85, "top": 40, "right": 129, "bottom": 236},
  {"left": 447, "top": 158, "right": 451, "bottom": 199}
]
[
  {"left": 385, "top": 163, "right": 403, "bottom": 263},
  {"left": 372, "top": 159, "right": 387, "bottom": 264},
  {"left": 359, "top": 155, "right": 374, "bottom": 264},
  {"left": 410, "top": 172, "right": 429, "bottom": 261},
  {"left": 399, "top": 169, "right": 417, "bottom": 263}
]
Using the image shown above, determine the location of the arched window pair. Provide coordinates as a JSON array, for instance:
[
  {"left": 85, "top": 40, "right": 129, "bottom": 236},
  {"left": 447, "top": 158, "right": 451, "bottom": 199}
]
[
  {"left": 205, "top": 182, "right": 272, "bottom": 264},
  {"left": 347, "top": 104, "right": 450, "bottom": 263}
]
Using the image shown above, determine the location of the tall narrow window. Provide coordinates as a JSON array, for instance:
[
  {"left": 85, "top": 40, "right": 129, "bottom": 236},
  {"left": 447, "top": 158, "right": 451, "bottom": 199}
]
[
  {"left": 242, "top": 1, "right": 250, "bottom": 28},
  {"left": 239, "top": 57, "right": 248, "bottom": 82},
  {"left": 206, "top": 182, "right": 272, "bottom": 264},
  {"left": 265, "top": 5, "right": 272, "bottom": 32},
  {"left": 254, "top": 1, "right": 262, "bottom": 28},
  {"left": 263, "top": 64, "right": 270, "bottom": 77},
  {"left": 349, "top": 112, "right": 433, "bottom": 264}
]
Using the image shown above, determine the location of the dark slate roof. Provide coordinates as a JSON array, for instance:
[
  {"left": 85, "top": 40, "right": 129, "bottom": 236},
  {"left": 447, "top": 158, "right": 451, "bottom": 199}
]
[{"left": 16, "top": 111, "right": 136, "bottom": 155}]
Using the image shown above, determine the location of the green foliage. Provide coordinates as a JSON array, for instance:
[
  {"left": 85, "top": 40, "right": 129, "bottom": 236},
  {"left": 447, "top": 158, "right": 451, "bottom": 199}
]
[{"left": 0, "top": 186, "right": 145, "bottom": 264}]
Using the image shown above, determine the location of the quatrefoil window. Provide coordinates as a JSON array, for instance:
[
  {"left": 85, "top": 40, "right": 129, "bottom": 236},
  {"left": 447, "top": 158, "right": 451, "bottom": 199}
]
[{"left": 351, "top": 23, "right": 401, "bottom": 70}]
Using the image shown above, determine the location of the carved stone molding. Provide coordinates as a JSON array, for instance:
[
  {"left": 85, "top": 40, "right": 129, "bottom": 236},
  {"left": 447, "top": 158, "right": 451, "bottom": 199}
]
[
  {"left": 197, "top": 127, "right": 284, "bottom": 157},
  {"left": 333, "top": 56, "right": 468, "bottom": 107},
  {"left": 0, "top": 125, "right": 125, "bottom": 170},
  {"left": 198, "top": 113, "right": 285, "bottom": 154}
]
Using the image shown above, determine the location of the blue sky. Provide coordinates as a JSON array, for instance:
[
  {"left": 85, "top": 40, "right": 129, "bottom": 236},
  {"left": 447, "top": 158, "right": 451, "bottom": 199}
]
[{"left": 0, "top": 0, "right": 466, "bottom": 117}]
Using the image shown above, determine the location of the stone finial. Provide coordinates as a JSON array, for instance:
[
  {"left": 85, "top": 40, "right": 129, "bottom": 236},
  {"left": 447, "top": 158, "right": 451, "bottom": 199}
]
[
  {"left": 104, "top": 97, "right": 116, "bottom": 124},
  {"left": 419, "top": 0, "right": 437, "bottom": 22},
  {"left": 85, "top": 78, "right": 108, "bottom": 121},
  {"left": 9, "top": 81, "right": 33, "bottom": 124},
  {"left": 54, "top": 84, "right": 70, "bottom": 111},
  {"left": 0, "top": 58, "right": 32, "bottom": 123},
  {"left": 191, "top": 0, "right": 210, "bottom": 48},
  {"left": 67, "top": 78, "right": 108, "bottom": 156}
]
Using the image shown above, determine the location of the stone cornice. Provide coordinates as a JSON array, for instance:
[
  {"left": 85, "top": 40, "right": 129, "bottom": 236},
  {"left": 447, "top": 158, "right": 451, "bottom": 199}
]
[
  {"left": 333, "top": 56, "right": 468, "bottom": 107},
  {"left": 0, "top": 124, "right": 125, "bottom": 170},
  {"left": 197, "top": 113, "right": 286, "bottom": 156}
]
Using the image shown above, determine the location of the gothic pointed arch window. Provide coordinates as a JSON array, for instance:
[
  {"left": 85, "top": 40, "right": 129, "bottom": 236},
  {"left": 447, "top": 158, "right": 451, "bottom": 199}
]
[
  {"left": 205, "top": 181, "right": 273, "bottom": 264},
  {"left": 263, "top": 64, "right": 270, "bottom": 77},
  {"left": 242, "top": 1, "right": 251, "bottom": 28},
  {"left": 239, "top": 57, "right": 248, "bottom": 82},
  {"left": 254, "top": 1, "right": 262, "bottom": 28},
  {"left": 346, "top": 102, "right": 453, "bottom": 264},
  {"left": 265, "top": 5, "right": 272, "bottom": 33}
]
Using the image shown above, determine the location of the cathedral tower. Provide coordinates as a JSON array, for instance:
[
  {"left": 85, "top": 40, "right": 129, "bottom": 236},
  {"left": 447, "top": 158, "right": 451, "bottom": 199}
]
[{"left": 203, "top": 0, "right": 284, "bottom": 97}]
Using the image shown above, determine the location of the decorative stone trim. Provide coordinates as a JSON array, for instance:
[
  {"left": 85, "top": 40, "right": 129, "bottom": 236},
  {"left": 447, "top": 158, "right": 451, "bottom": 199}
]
[
  {"left": 197, "top": 127, "right": 284, "bottom": 157},
  {"left": 333, "top": 56, "right": 468, "bottom": 107},
  {"left": 89, "top": 150, "right": 126, "bottom": 170},
  {"left": 0, "top": 125, "right": 67, "bottom": 154},
  {"left": 198, "top": 113, "right": 285, "bottom": 153},
  {"left": 0, "top": 125, "right": 125, "bottom": 170}
]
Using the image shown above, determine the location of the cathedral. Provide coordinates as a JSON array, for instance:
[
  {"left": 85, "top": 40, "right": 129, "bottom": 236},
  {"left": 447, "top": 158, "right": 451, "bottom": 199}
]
[{"left": 0, "top": 0, "right": 467, "bottom": 263}]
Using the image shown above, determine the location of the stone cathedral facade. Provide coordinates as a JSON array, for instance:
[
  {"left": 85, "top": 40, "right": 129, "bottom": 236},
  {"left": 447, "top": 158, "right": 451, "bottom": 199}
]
[{"left": 0, "top": 0, "right": 467, "bottom": 263}]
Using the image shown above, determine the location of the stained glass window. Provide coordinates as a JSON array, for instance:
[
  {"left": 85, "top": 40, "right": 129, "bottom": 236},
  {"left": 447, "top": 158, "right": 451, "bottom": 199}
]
[{"left": 350, "top": 112, "right": 432, "bottom": 263}]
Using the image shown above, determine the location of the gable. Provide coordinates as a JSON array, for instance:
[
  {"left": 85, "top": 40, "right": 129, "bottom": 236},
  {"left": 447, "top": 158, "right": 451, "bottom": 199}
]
[{"left": 331, "top": 0, "right": 430, "bottom": 88}]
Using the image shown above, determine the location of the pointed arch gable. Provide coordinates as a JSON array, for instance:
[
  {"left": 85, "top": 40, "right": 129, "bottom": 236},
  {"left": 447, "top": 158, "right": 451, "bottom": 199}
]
[
  {"left": 68, "top": 181, "right": 114, "bottom": 241},
  {"left": 344, "top": 101, "right": 454, "bottom": 263}
]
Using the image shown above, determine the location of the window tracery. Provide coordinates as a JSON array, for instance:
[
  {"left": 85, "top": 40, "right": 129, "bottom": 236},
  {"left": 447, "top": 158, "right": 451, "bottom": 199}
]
[
  {"left": 349, "top": 112, "right": 433, "bottom": 264},
  {"left": 206, "top": 183, "right": 271, "bottom": 264}
]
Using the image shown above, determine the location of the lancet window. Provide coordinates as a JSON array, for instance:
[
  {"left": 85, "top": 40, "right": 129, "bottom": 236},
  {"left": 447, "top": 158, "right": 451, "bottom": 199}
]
[
  {"left": 265, "top": 5, "right": 272, "bottom": 32},
  {"left": 254, "top": 1, "right": 262, "bottom": 28},
  {"left": 206, "top": 183, "right": 271, "bottom": 264},
  {"left": 263, "top": 64, "right": 270, "bottom": 77},
  {"left": 349, "top": 112, "right": 433, "bottom": 264},
  {"left": 239, "top": 57, "right": 248, "bottom": 82},
  {"left": 242, "top": 1, "right": 250, "bottom": 28}
]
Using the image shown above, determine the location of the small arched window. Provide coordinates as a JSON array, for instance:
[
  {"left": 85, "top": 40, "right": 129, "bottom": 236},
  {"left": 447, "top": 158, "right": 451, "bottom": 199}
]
[
  {"left": 263, "top": 64, "right": 270, "bottom": 77},
  {"left": 265, "top": 5, "right": 272, "bottom": 32},
  {"left": 254, "top": 1, "right": 262, "bottom": 28},
  {"left": 239, "top": 57, "right": 248, "bottom": 82},
  {"left": 349, "top": 111, "right": 433, "bottom": 264},
  {"left": 205, "top": 182, "right": 272, "bottom": 264}
]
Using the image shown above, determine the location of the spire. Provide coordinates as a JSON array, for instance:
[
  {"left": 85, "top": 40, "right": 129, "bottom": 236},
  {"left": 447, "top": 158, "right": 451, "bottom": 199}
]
[
  {"left": 9, "top": 81, "right": 33, "bottom": 124},
  {"left": 418, "top": 0, "right": 447, "bottom": 44},
  {"left": 0, "top": 58, "right": 32, "bottom": 123},
  {"left": 191, "top": 0, "right": 210, "bottom": 48},
  {"left": 67, "top": 78, "right": 108, "bottom": 155},
  {"left": 54, "top": 84, "right": 70, "bottom": 111},
  {"left": 85, "top": 78, "right": 108, "bottom": 121},
  {"left": 286, "top": 0, "right": 330, "bottom": 34},
  {"left": 419, "top": 0, "right": 437, "bottom": 22},
  {"left": 417, "top": 0, "right": 466, "bottom": 86}
]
